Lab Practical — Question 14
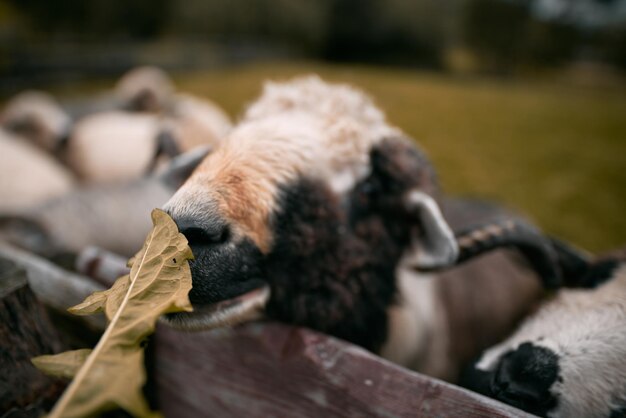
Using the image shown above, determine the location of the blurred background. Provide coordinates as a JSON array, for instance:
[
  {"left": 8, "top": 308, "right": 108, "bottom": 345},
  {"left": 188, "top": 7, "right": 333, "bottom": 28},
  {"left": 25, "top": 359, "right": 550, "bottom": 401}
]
[{"left": 0, "top": 0, "right": 624, "bottom": 251}]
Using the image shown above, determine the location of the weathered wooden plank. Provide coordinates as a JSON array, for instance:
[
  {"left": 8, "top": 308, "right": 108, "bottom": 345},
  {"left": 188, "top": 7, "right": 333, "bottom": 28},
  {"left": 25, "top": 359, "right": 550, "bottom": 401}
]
[
  {"left": 153, "top": 322, "right": 535, "bottom": 418},
  {"left": 0, "top": 243, "right": 106, "bottom": 330},
  {"left": 0, "top": 256, "right": 65, "bottom": 418}
]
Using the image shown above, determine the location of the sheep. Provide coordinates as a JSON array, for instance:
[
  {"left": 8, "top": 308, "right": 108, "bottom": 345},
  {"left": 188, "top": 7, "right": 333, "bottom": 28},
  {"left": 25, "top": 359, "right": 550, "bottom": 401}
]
[
  {"left": 62, "top": 111, "right": 166, "bottom": 183},
  {"left": 0, "top": 147, "right": 210, "bottom": 259},
  {"left": 165, "top": 93, "right": 233, "bottom": 152},
  {"left": 161, "top": 75, "right": 563, "bottom": 381},
  {"left": 115, "top": 66, "right": 176, "bottom": 113},
  {"left": 0, "top": 130, "right": 75, "bottom": 212},
  {"left": 462, "top": 249, "right": 626, "bottom": 418},
  {"left": 62, "top": 109, "right": 229, "bottom": 184},
  {"left": 61, "top": 67, "right": 231, "bottom": 183},
  {"left": 0, "top": 88, "right": 166, "bottom": 184},
  {"left": 115, "top": 66, "right": 232, "bottom": 150},
  {"left": 1, "top": 90, "right": 71, "bottom": 153},
  {"left": 0, "top": 89, "right": 172, "bottom": 184}
]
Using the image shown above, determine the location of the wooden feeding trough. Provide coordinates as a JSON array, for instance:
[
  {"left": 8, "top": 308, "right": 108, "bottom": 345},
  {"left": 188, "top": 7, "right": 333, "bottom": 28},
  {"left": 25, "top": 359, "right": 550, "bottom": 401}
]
[{"left": 152, "top": 322, "right": 534, "bottom": 417}]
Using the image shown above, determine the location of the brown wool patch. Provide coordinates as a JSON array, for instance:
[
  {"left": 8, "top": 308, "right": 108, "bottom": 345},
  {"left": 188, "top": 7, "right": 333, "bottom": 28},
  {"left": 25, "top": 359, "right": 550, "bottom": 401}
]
[{"left": 212, "top": 170, "right": 273, "bottom": 253}]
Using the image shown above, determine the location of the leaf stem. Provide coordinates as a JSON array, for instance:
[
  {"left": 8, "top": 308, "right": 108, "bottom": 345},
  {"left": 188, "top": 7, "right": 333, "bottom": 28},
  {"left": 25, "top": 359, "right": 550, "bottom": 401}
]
[{"left": 48, "top": 230, "right": 156, "bottom": 418}]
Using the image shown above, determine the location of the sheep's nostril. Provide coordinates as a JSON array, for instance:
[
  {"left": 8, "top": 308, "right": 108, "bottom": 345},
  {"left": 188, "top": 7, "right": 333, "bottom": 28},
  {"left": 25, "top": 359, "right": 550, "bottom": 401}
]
[
  {"left": 176, "top": 220, "right": 230, "bottom": 247},
  {"left": 181, "top": 227, "right": 209, "bottom": 246}
]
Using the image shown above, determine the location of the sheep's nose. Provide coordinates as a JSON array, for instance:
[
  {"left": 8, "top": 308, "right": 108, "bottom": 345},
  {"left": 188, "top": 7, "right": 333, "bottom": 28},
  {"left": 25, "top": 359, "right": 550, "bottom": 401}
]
[
  {"left": 174, "top": 218, "right": 230, "bottom": 247},
  {"left": 491, "top": 342, "right": 560, "bottom": 416}
]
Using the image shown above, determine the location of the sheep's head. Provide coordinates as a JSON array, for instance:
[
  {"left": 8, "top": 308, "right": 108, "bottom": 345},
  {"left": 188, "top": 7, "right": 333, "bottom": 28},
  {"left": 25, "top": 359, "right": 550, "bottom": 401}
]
[
  {"left": 1, "top": 91, "right": 71, "bottom": 151},
  {"left": 162, "top": 77, "right": 458, "bottom": 349},
  {"left": 115, "top": 66, "right": 175, "bottom": 113}
]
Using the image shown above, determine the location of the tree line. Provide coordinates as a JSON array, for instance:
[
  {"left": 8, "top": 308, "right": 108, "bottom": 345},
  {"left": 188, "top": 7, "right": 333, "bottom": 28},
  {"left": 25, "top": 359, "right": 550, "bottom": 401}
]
[{"left": 5, "top": 0, "right": 626, "bottom": 72}]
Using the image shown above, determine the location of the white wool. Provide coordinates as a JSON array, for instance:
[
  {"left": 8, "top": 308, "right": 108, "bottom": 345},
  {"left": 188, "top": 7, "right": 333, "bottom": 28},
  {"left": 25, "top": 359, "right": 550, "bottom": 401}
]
[
  {"left": 66, "top": 111, "right": 160, "bottom": 183},
  {"left": 167, "top": 75, "right": 400, "bottom": 225},
  {"left": 242, "top": 75, "right": 399, "bottom": 193},
  {"left": 168, "top": 93, "right": 233, "bottom": 151},
  {"left": 381, "top": 267, "right": 451, "bottom": 379},
  {"left": 244, "top": 75, "right": 386, "bottom": 128},
  {"left": 477, "top": 265, "right": 626, "bottom": 418},
  {"left": 0, "top": 130, "right": 75, "bottom": 211},
  {"left": 165, "top": 76, "right": 404, "bottom": 258}
]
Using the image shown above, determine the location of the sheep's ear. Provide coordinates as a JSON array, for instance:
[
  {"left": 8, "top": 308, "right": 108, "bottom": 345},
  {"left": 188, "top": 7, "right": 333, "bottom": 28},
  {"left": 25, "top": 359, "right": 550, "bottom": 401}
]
[
  {"left": 155, "top": 129, "right": 181, "bottom": 159},
  {"left": 157, "top": 145, "right": 212, "bottom": 189},
  {"left": 403, "top": 190, "right": 459, "bottom": 269},
  {"left": 145, "top": 129, "right": 182, "bottom": 173},
  {"left": 54, "top": 121, "right": 73, "bottom": 152}
]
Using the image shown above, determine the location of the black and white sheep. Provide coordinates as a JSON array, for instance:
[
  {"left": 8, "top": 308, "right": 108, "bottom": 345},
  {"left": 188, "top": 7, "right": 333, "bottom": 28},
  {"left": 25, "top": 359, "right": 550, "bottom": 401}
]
[
  {"left": 462, "top": 248, "right": 626, "bottom": 418},
  {"left": 161, "top": 76, "right": 562, "bottom": 380}
]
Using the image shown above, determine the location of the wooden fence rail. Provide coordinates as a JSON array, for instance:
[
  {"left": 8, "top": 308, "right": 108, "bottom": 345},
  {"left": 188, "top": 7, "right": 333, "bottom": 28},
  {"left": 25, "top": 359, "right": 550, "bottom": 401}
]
[{"left": 153, "top": 322, "right": 534, "bottom": 418}]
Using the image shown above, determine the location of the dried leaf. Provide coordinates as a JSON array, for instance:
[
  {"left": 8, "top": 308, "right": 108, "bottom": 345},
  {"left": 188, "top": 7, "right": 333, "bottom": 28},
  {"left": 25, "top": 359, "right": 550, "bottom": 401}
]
[
  {"left": 32, "top": 349, "right": 91, "bottom": 379},
  {"left": 33, "top": 209, "right": 193, "bottom": 418}
]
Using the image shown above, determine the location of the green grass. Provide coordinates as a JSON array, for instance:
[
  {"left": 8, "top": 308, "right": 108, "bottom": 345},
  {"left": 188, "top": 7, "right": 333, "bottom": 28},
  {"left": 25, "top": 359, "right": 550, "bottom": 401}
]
[{"left": 54, "top": 62, "right": 626, "bottom": 252}]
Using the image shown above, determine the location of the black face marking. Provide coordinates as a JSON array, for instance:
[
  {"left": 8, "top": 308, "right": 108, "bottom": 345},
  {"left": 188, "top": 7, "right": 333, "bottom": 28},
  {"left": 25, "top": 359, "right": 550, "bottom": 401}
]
[
  {"left": 579, "top": 259, "right": 621, "bottom": 288},
  {"left": 187, "top": 238, "right": 264, "bottom": 306},
  {"left": 490, "top": 342, "right": 560, "bottom": 417},
  {"left": 550, "top": 237, "right": 624, "bottom": 289},
  {"left": 264, "top": 178, "right": 401, "bottom": 352},
  {"left": 174, "top": 215, "right": 265, "bottom": 306},
  {"left": 610, "top": 405, "right": 626, "bottom": 418},
  {"left": 263, "top": 137, "right": 433, "bottom": 352},
  {"left": 459, "top": 364, "right": 494, "bottom": 398}
]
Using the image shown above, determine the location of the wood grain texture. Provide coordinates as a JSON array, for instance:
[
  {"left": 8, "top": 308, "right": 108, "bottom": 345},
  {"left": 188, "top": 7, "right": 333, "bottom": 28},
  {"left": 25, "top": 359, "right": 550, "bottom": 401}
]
[
  {"left": 0, "top": 243, "right": 106, "bottom": 331},
  {"left": 0, "top": 257, "right": 65, "bottom": 418},
  {"left": 153, "top": 322, "right": 535, "bottom": 418}
]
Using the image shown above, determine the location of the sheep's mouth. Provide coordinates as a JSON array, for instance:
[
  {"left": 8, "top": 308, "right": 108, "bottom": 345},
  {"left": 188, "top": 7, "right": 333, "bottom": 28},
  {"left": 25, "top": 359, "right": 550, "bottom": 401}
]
[{"left": 162, "top": 285, "right": 271, "bottom": 331}]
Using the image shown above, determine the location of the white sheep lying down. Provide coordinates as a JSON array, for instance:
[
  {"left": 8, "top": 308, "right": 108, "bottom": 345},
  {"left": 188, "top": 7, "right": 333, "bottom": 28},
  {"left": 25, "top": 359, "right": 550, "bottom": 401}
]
[
  {"left": 0, "top": 147, "right": 209, "bottom": 258},
  {"left": 64, "top": 102, "right": 230, "bottom": 183},
  {"left": 0, "top": 130, "right": 75, "bottom": 212},
  {"left": 64, "top": 111, "right": 164, "bottom": 183},
  {"left": 464, "top": 249, "right": 626, "bottom": 418}
]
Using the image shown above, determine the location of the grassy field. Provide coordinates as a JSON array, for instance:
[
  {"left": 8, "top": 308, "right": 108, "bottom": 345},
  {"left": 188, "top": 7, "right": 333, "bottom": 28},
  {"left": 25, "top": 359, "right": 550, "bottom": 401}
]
[{"left": 60, "top": 62, "right": 626, "bottom": 252}]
